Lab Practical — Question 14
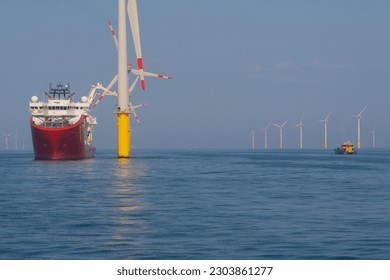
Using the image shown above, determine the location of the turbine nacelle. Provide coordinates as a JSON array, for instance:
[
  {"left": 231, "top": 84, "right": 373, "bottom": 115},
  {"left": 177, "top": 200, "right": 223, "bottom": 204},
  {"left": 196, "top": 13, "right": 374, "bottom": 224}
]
[
  {"left": 262, "top": 122, "right": 271, "bottom": 131},
  {"left": 293, "top": 114, "right": 304, "bottom": 128},
  {"left": 353, "top": 104, "right": 369, "bottom": 118},
  {"left": 271, "top": 121, "right": 288, "bottom": 129}
]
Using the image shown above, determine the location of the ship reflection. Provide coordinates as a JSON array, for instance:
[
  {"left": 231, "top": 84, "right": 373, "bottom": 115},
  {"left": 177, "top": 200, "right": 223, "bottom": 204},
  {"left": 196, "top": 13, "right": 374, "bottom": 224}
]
[{"left": 109, "top": 158, "right": 150, "bottom": 252}]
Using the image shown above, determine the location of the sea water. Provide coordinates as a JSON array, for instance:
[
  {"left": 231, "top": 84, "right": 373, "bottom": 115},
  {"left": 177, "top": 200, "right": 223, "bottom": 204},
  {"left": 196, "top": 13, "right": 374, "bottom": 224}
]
[{"left": 1, "top": 149, "right": 390, "bottom": 259}]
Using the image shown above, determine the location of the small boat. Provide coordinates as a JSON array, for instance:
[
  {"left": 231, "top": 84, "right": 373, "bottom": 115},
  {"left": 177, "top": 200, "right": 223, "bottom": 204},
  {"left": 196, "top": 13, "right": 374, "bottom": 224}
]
[{"left": 334, "top": 141, "right": 357, "bottom": 155}]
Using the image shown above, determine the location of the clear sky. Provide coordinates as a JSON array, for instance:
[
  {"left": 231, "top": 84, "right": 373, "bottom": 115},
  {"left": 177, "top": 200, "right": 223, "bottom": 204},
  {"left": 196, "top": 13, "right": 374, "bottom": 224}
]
[{"left": 1, "top": 0, "right": 390, "bottom": 150}]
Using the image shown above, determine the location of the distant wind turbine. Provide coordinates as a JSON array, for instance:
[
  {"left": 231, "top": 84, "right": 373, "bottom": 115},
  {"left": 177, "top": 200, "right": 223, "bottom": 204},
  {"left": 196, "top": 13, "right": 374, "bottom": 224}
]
[
  {"left": 249, "top": 129, "right": 255, "bottom": 150},
  {"left": 271, "top": 121, "right": 288, "bottom": 149},
  {"left": 293, "top": 114, "right": 304, "bottom": 149},
  {"left": 14, "top": 131, "right": 18, "bottom": 150},
  {"left": 353, "top": 104, "right": 368, "bottom": 149},
  {"left": 263, "top": 123, "right": 271, "bottom": 149},
  {"left": 1, "top": 132, "right": 12, "bottom": 150},
  {"left": 370, "top": 126, "right": 376, "bottom": 148},
  {"left": 319, "top": 111, "right": 332, "bottom": 149}
]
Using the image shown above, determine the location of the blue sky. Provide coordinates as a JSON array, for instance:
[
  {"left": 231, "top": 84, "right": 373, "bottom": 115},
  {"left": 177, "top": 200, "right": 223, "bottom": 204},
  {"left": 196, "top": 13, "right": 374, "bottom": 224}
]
[{"left": 1, "top": 0, "right": 390, "bottom": 150}]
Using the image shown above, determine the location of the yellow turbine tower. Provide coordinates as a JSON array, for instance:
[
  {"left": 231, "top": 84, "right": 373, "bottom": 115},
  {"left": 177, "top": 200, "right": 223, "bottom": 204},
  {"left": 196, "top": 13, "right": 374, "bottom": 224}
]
[
  {"left": 117, "top": 0, "right": 130, "bottom": 158},
  {"left": 115, "top": 0, "right": 172, "bottom": 158}
]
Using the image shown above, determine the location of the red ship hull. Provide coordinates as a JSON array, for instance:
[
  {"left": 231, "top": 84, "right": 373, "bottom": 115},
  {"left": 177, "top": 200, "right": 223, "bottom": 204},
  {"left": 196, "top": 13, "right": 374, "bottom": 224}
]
[{"left": 30, "top": 116, "right": 96, "bottom": 160}]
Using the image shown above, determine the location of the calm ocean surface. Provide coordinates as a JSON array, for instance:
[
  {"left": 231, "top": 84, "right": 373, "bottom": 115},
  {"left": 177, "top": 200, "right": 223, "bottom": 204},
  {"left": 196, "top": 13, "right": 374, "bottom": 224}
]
[{"left": 1, "top": 149, "right": 390, "bottom": 260}]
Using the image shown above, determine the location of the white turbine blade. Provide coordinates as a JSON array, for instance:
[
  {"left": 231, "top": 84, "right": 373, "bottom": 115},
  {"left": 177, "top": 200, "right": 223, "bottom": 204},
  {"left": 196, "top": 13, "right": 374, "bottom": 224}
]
[
  {"left": 128, "top": 76, "right": 140, "bottom": 95},
  {"left": 106, "top": 75, "right": 118, "bottom": 91},
  {"left": 131, "top": 69, "right": 173, "bottom": 80},
  {"left": 325, "top": 111, "right": 332, "bottom": 121},
  {"left": 108, "top": 20, "right": 119, "bottom": 50},
  {"left": 271, "top": 122, "right": 280, "bottom": 128},
  {"left": 127, "top": 0, "right": 145, "bottom": 90},
  {"left": 129, "top": 102, "right": 141, "bottom": 125},
  {"left": 281, "top": 120, "right": 288, "bottom": 127},
  {"left": 359, "top": 104, "right": 368, "bottom": 116},
  {"left": 144, "top": 71, "right": 173, "bottom": 80},
  {"left": 132, "top": 102, "right": 147, "bottom": 110},
  {"left": 92, "top": 82, "right": 118, "bottom": 109},
  {"left": 127, "top": 0, "right": 142, "bottom": 60},
  {"left": 95, "top": 83, "right": 117, "bottom": 96}
]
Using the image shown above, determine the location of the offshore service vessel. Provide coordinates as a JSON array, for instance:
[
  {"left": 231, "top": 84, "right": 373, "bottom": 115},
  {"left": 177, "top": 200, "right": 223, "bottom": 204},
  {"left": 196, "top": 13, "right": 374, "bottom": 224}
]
[
  {"left": 334, "top": 141, "right": 357, "bottom": 155},
  {"left": 29, "top": 83, "right": 97, "bottom": 160}
]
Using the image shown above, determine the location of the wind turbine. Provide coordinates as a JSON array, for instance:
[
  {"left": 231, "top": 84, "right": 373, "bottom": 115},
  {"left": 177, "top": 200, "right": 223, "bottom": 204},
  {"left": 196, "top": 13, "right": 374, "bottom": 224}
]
[
  {"left": 353, "top": 104, "right": 368, "bottom": 149},
  {"left": 293, "top": 114, "right": 304, "bottom": 149},
  {"left": 1, "top": 132, "right": 12, "bottom": 150},
  {"left": 115, "top": 0, "right": 171, "bottom": 158},
  {"left": 249, "top": 129, "right": 255, "bottom": 150},
  {"left": 263, "top": 123, "right": 270, "bottom": 149},
  {"left": 271, "top": 121, "right": 288, "bottom": 149},
  {"left": 14, "top": 131, "right": 18, "bottom": 150},
  {"left": 370, "top": 126, "right": 376, "bottom": 148},
  {"left": 319, "top": 111, "right": 332, "bottom": 149}
]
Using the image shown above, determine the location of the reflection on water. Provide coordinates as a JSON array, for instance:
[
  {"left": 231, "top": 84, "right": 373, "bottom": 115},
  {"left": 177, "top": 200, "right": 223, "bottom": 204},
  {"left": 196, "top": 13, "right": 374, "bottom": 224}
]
[
  {"left": 5, "top": 150, "right": 390, "bottom": 259},
  {"left": 110, "top": 158, "right": 150, "bottom": 250}
]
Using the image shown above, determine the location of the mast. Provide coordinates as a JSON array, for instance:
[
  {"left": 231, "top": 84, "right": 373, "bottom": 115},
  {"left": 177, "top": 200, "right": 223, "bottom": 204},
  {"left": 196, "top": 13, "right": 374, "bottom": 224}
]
[{"left": 117, "top": 0, "right": 130, "bottom": 158}]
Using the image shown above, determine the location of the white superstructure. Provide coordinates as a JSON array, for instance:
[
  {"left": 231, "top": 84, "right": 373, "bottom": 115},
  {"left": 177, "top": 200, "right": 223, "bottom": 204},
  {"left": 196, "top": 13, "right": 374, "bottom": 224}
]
[{"left": 29, "top": 83, "right": 97, "bottom": 144}]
